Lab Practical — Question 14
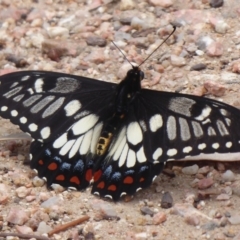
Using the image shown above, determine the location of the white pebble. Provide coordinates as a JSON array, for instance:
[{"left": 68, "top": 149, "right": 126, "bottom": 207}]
[{"left": 182, "top": 164, "right": 199, "bottom": 175}]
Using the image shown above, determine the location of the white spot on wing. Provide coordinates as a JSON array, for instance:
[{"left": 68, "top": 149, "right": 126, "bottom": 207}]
[
  {"left": 127, "top": 122, "right": 142, "bottom": 145},
  {"left": 42, "top": 97, "right": 65, "bottom": 118},
  {"left": 90, "top": 122, "right": 103, "bottom": 154},
  {"left": 208, "top": 127, "right": 216, "bottom": 136},
  {"left": 198, "top": 143, "right": 206, "bottom": 150},
  {"left": 28, "top": 123, "right": 38, "bottom": 132},
  {"left": 167, "top": 148, "right": 177, "bottom": 156},
  {"left": 1, "top": 106, "right": 8, "bottom": 111},
  {"left": 136, "top": 146, "right": 146, "bottom": 163},
  {"left": 21, "top": 75, "right": 30, "bottom": 81},
  {"left": 60, "top": 140, "right": 75, "bottom": 156},
  {"left": 195, "top": 106, "right": 212, "bottom": 121},
  {"left": 153, "top": 147, "right": 162, "bottom": 161},
  {"left": 226, "top": 142, "right": 232, "bottom": 148},
  {"left": 191, "top": 121, "right": 203, "bottom": 137},
  {"left": 179, "top": 117, "right": 190, "bottom": 141},
  {"left": 149, "top": 114, "right": 163, "bottom": 132},
  {"left": 212, "top": 143, "right": 219, "bottom": 149},
  {"left": 183, "top": 146, "right": 192, "bottom": 153},
  {"left": 64, "top": 100, "right": 81, "bottom": 116},
  {"left": 3, "top": 86, "right": 22, "bottom": 98},
  {"left": 126, "top": 149, "right": 136, "bottom": 168},
  {"left": 11, "top": 110, "right": 18, "bottom": 117},
  {"left": 112, "top": 133, "right": 127, "bottom": 161},
  {"left": 10, "top": 82, "right": 19, "bottom": 88},
  {"left": 30, "top": 96, "right": 55, "bottom": 113},
  {"left": 13, "top": 94, "right": 24, "bottom": 102},
  {"left": 80, "top": 129, "right": 93, "bottom": 155},
  {"left": 23, "top": 95, "right": 42, "bottom": 107},
  {"left": 168, "top": 97, "right": 195, "bottom": 117},
  {"left": 119, "top": 144, "right": 128, "bottom": 167},
  {"left": 34, "top": 78, "right": 44, "bottom": 93},
  {"left": 69, "top": 136, "right": 83, "bottom": 158},
  {"left": 216, "top": 120, "right": 229, "bottom": 136},
  {"left": 40, "top": 127, "right": 51, "bottom": 139},
  {"left": 20, "top": 117, "right": 27, "bottom": 124},
  {"left": 72, "top": 114, "right": 99, "bottom": 135},
  {"left": 167, "top": 116, "right": 176, "bottom": 140},
  {"left": 53, "top": 132, "right": 68, "bottom": 148}
]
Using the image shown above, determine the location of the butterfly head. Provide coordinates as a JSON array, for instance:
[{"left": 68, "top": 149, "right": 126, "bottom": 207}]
[{"left": 127, "top": 66, "right": 144, "bottom": 82}]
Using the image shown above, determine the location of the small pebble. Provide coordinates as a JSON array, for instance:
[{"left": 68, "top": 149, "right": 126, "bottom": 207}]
[
  {"left": 209, "top": 0, "right": 224, "bottom": 8},
  {"left": 190, "top": 63, "right": 207, "bottom": 71},
  {"left": 182, "top": 164, "right": 199, "bottom": 175},
  {"left": 228, "top": 215, "right": 240, "bottom": 225},
  {"left": 140, "top": 206, "right": 154, "bottom": 216},
  {"left": 222, "top": 170, "right": 235, "bottom": 182},
  {"left": 152, "top": 212, "right": 167, "bottom": 225},
  {"left": 198, "top": 178, "right": 214, "bottom": 189},
  {"left": 161, "top": 191, "right": 173, "bottom": 209}
]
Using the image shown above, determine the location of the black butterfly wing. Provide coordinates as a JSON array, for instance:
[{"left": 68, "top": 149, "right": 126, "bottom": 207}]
[
  {"left": 0, "top": 71, "right": 117, "bottom": 189},
  {"left": 91, "top": 88, "right": 240, "bottom": 200}
]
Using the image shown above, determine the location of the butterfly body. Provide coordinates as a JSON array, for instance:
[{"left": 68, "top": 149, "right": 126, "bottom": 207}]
[{"left": 0, "top": 68, "right": 240, "bottom": 200}]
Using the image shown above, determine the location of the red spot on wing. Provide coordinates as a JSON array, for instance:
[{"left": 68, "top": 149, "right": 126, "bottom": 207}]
[
  {"left": 94, "top": 169, "right": 102, "bottom": 182},
  {"left": 56, "top": 174, "right": 65, "bottom": 181},
  {"left": 108, "top": 185, "right": 117, "bottom": 191},
  {"left": 38, "top": 159, "right": 44, "bottom": 165},
  {"left": 97, "top": 181, "right": 105, "bottom": 189},
  {"left": 70, "top": 176, "right": 80, "bottom": 185},
  {"left": 139, "top": 177, "right": 145, "bottom": 182},
  {"left": 123, "top": 176, "right": 133, "bottom": 184},
  {"left": 48, "top": 162, "right": 58, "bottom": 171},
  {"left": 85, "top": 169, "right": 92, "bottom": 182}
]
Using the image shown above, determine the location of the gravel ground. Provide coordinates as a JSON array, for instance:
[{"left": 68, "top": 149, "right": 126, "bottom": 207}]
[{"left": 1, "top": 0, "right": 240, "bottom": 239}]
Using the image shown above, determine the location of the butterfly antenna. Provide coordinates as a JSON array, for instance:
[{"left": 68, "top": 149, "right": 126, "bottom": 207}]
[
  {"left": 138, "top": 26, "right": 176, "bottom": 67},
  {"left": 111, "top": 41, "right": 134, "bottom": 68}
]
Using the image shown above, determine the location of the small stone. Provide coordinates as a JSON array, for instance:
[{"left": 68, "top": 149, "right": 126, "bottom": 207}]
[
  {"left": 198, "top": 166, "right": 210, "bottom": 175},
  {"left": 149, "top": 0, "right": 173, "bottom": 8},
  {"left": 228, "top": 215, "right": 240, "bottom": 225},
  {"left": 131, "top": 17, "right": 147, "bottom": 30},
  {"left": 135, "top": 232, "right": 149, "bottom": 239},
  {"left": 201, "top": 221, "right": 219, "bottom": 231},
  {"left": 15, "top": 186, "right": 31, "bottom": 198},
  {"left": 161, "top": 192, "right": 173, "bottom": 209},
  {"left": 41, "top": 196, "right": 63, "bottom": 210},
  {"left": 216, "top": 194, "right": 230, "bottom": 201},
  {"left": 37, "top": 221, "right": 52, "bottom": 234},
  {"left": 185, "top": 215, "right": 200, "bottom": 226},
  {"left": 86, "top": 35, "right": 107, "bottom": 47},
  {"left": 119, "top": 0, "right": 135, "bottom": 10},
  {"left": 47, "top": 26, "right": 69, "bottom": 39},
  {"left": 15, "top": 225, "right": 33, "bottom": 234},
  {"left": 51, "top": 183, "right": 65, "bottom": 193},
  {"left": 217, "top": 163, "right": 225, "bottom": 171},
  {"left": 170, "top": 55, "right": 186, "bottom": 67},
  {"left": 0, "top": 183, "right": 9, "bottom": 204},
  {"left": 32, "top": 176, "right": 45, "bottom": 187},
  {"left": 222, "top": 170, "right": 235, "bottom": 182},
  {"left": 152, "top": 212, "right": 167, "bottom": 225},
  {"left": 85, "top": 49, "right": 105, "bottom": 64},
  {"left": 214, "top": 20, "right": 229, "bottom": 34},
  {"left": 206, "top": 41, "right": 223, "bottom": 57},
  {"left": 140, "top": 207, "right": 154, "bottom": 216},
  {"left": 209, "top": 0, "right": 224, "bottom": 8},
  {"left": 6, "top": 207, "right": 29, "bottom": 225},
  {"left": 182, "top": 164, "right": 199, "bottom": 175},
  {"left": 231, "top": 61, "right": 240, "bottom": 74},
  {"left": 203, "top": 81, "right": 226, "bottom": 97},
  {"left": 198, "top": 178, "right": 214, "bottom": 189},
  {"left": 190, "top": 63, "right": 207, "bottom": 71}
]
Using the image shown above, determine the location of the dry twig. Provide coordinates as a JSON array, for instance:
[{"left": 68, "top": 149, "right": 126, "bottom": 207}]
[
  {"left": 0, "top": 232, "right": 49, "bottom": 240},
  {"left": 48, "top": 215, "right": 90, "bottom": 236}
]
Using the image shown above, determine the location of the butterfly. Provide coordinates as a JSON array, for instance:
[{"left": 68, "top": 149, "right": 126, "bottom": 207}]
[{"left": 0, "top": 66, "right": 240, "bottom": 201}]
